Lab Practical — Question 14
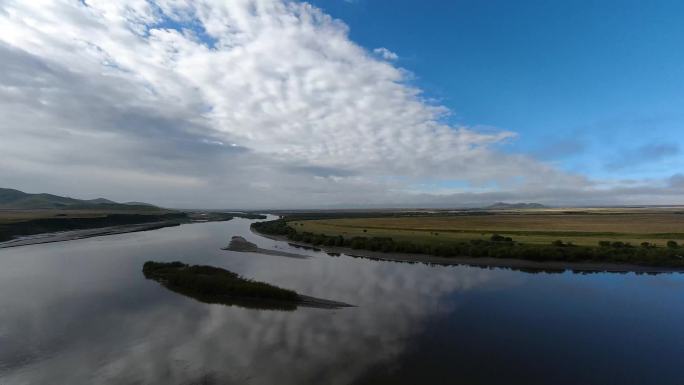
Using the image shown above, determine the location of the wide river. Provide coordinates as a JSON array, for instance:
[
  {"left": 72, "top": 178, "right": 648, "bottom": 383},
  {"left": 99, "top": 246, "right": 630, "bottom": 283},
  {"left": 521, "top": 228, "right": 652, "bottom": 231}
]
[{"left": 1, "top": 216, "right": 684, "bottom": 384}]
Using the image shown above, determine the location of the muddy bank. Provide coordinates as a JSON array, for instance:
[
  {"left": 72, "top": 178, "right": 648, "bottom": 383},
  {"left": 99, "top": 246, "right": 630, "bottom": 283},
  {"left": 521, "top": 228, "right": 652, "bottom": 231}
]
[
  {"left": 0, "top": 212, "right": 188, "bottom": 242},
  {"left": 252, "top": 229, "right": 684, "bottom": 274},
  {"left": 0, "top": 221, "right": 181, "bottom": 249},
  {"left": 223, "top": 236, "right": 310, "bottom": 259}
]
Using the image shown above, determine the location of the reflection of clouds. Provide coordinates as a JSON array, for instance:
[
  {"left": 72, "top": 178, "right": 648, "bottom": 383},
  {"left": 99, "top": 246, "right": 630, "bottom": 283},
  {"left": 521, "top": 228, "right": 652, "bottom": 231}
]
[
  {"left": 0, "top": 219, "right": 518, "bottom": 385},
  {"left": 95, "top": 265, "right": 504, "bottom": 385}
]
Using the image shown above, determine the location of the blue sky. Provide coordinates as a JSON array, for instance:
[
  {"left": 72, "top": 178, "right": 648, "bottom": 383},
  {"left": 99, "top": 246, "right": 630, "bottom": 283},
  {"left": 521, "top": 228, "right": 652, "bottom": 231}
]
[
  {"left": 310, "top": 0, "right": 684, "bottom": 181},
  {"left": 2, "top": 0, "right": 683, "bottom": 207}
]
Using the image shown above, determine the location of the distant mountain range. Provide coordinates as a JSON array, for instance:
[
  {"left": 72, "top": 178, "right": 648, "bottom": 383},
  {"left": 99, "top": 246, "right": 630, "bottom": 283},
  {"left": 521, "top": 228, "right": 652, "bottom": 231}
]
[
  {"left": 0, "top": 188, "right": 159, "bottom": 210},
  {"left": 485, "top": 202, "right": 547, "bottom": 210}
]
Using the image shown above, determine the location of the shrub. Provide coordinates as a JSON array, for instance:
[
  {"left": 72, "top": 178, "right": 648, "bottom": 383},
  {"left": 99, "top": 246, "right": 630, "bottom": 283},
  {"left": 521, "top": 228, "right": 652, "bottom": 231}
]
[{"left": 491, "top": 234, "right": 512, "bottom": 242}]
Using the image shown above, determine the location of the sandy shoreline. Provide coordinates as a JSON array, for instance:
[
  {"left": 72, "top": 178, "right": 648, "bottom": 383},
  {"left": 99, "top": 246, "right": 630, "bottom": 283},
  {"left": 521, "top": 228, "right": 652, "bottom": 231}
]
[
  {"left": 223, "top": 236, "right": 310, "bottom": 259},
  {"left": 0, "top": 221, "right": 182, "bottom": 249},
  {"left": 251, "top": 228, "right": 684, "bottom": 274}
]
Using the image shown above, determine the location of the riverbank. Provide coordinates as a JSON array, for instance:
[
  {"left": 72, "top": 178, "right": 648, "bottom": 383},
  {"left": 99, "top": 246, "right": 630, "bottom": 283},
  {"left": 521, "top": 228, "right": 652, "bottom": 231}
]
[
  {"left": 252, "top": 227, "right": 684, "bottom": 274},
  {"left": 0, "top": 221, "right": 182, "bottom": 248},
  {"left": 0, "top": 210, "right": 266, "bottom": 249}
]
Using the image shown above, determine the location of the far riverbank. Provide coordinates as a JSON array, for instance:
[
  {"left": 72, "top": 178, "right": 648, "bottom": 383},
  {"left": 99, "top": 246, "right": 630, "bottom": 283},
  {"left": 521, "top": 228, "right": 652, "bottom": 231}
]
[
  {"left": 0, "top": 221, "right": 181, "bottom": 248},
  {"left": 251, "top": 228, "right": 684, "bottom": 274}
]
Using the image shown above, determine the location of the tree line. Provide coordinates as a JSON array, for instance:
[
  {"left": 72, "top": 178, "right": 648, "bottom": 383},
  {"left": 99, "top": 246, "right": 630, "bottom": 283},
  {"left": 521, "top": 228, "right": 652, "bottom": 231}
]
[{"left": 251, "top": 219, "right": 684, "bottom": 267}]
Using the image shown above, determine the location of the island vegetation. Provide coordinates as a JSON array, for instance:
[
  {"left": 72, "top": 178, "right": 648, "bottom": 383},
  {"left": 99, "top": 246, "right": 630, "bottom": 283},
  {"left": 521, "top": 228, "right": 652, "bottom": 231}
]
[
  {"left": 226, "top": 213, "right": 268, "bottom": 220},
  {"left": 184, "top": 211, "right": 266, "bottom": 222},
  {"left": 252, "top": 210, "right": 684, "bottom": 269},
  {"left": 144, "top": 260, "right": 298, "bottom": 299},
  {"left": 143, "top": 261, "right": 352, "bottom": 309}
]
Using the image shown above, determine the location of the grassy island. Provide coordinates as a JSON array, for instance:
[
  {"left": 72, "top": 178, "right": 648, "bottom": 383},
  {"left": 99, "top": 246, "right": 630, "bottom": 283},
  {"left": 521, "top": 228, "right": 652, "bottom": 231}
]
[
  {"left": 143, "top": 261, "right": 351, "bottom": 309},
  {"left": 143, "top": 261, "right": 298, "bottom": 299},
  {"left": 252, "top": 210, "right": 684, "bottom": 269}
]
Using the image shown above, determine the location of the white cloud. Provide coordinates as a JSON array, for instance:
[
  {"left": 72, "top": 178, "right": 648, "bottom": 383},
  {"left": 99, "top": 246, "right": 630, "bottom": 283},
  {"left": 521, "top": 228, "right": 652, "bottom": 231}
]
[
  {"left": 373, "top": 47, "right": 398, "bottom": 60},
  {"left": 0, "top": 0, "right": 680, "bottom": 207}
]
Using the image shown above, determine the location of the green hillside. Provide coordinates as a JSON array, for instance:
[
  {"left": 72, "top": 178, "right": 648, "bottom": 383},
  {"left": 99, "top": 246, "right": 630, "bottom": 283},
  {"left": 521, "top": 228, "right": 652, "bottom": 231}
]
[{"left": 0, "top": 188, "right": 159, "bottom": 210}]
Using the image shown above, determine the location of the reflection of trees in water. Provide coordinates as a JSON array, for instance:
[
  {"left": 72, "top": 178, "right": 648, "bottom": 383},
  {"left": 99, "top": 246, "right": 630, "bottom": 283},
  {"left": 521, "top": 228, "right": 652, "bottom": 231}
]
[{"left": 156, "top": 283, "right": 299, "bottom": 311}]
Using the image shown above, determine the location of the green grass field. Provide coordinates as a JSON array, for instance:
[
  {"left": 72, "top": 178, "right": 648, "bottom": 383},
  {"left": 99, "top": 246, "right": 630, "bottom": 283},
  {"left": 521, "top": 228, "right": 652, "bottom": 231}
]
[{"left": 289, "top": 209, "right": 684, "bottom": 247}]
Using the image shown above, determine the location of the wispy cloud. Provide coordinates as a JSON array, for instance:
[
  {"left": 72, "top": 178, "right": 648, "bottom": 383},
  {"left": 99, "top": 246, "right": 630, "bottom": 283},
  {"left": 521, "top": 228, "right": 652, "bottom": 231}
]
[
  {"left": 533, "top": 138, "right": 587, "bottom": 160},
  {"left": 606, "top": 143, "right": 680, "bottom": 170},
  {"left": 373, "top": 47, "right": 399, "bottom": 60}
]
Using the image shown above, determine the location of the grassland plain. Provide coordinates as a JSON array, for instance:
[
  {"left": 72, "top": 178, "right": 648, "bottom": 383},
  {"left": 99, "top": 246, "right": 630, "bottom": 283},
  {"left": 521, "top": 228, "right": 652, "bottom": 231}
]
[
  {"left": 251, "top": 212, "right": 684, "bottom": 271},
  {"left": 289, "top": 209, "right": 684, "bottom": 247}
]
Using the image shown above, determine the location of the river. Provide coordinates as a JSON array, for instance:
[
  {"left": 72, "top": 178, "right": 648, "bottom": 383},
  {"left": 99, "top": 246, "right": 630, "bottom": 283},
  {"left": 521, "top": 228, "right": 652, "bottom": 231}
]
[{"left": 1, "top": 216, "right": 684, "bottom": 384}]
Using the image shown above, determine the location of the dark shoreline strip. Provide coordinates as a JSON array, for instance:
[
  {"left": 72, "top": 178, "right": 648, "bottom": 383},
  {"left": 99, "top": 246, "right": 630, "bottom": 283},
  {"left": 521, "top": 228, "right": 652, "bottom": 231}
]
[{"left": 0, "top": 221, "right": 182, "bottom": 249}]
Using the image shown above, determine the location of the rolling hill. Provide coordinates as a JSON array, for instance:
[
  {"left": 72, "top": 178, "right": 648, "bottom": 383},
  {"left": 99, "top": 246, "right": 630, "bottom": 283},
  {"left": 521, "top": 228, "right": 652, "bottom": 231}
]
[
  {"left": 0, "top": 188, "right": 159, "bottom": 210},
  {"left": 485, "top": 202, "right": 547, "bottom": 210}
]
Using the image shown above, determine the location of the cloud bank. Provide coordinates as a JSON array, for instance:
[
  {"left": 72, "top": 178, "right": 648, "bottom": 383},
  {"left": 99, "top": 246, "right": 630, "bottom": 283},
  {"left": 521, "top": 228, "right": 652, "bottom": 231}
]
[{"left": 0, "top": 0, "right": 681, "bottom": 208}]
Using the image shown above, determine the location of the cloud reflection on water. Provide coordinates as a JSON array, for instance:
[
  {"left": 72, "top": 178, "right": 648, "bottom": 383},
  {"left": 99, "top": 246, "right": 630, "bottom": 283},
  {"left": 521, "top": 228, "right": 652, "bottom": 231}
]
[{"left": 0, "top": 220, "right": 517, "bottom": 384}]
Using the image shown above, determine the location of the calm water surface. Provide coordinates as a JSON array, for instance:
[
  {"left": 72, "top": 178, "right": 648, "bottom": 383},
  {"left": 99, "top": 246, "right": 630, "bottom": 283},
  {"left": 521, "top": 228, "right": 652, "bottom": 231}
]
[{"left": 1, "top": 217, "right": 684, "bottom": 384}]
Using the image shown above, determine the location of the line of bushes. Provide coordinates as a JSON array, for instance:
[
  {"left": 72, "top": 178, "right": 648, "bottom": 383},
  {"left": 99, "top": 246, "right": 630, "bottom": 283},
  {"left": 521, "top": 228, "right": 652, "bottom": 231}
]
[{"left": 251, "top": 219, "right": 684, "bottom": 267}]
